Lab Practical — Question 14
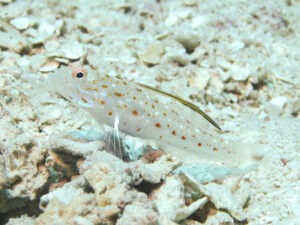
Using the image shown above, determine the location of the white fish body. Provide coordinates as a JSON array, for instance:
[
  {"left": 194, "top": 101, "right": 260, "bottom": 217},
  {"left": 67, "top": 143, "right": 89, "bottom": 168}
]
[{"left": 49, "top": 64, "right": 256, "bottom": 167}]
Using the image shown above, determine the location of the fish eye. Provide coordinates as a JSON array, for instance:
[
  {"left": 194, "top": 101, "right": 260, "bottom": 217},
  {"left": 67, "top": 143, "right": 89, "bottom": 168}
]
[
  {"left": 72, "top": 67, "right": 87, "bottom": 79},
  {"left": 76, "top": 72, "right": 84, "bottom": 78}
]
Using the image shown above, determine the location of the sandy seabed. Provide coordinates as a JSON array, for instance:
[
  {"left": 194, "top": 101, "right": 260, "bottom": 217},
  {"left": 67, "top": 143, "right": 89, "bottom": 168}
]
[{"left": 0, "top": 0, "right": 299, "bottom": 224}]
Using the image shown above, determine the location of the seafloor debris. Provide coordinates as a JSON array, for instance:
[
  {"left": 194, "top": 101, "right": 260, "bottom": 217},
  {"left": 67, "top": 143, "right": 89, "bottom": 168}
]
[{"left": 0, "top": 0, "right": 299, "bottom": 224}]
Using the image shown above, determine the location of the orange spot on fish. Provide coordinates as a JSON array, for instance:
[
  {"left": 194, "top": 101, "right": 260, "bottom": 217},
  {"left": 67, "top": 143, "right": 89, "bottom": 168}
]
[
  {"left": 81, "top": 97, "right": 88, "bottom": 103},
  {"left": 94, "top": 98, "right": 106, "bottom": 105},
  {"left": 85, "top": 87, "right": 98, "bottom": 91},
  {"left": 114, "top": 92, "right": 123, "bottom": 97}
]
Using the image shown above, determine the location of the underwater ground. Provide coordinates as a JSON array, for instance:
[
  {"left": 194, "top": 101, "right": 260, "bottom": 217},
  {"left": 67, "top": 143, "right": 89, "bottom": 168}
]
[{"left": 0, "top": 0, "right": 299, "bottom": 224}]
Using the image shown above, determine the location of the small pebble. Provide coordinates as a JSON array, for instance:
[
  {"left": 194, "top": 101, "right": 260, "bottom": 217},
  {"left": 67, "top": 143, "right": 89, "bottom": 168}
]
[
  {"left": 39, "top": 61, "right": 59, "bottom": 72},
  {"left": 188, "top": 68, "right": 210, "bottom": 90},
  {"left": 192, "top": 15, "right": 211, "bottom": 28},
  {"left": 61, "top": 42, "right": 84, "bottom": 60},
  {"left": 0, "top": 0, "right": 13, "bottom": 3},
  {"left": 139, "top": 42, "right": 165, "bottom": 65},
  {"left": 10, "top": 17, "right": 30, "bottom": 30},
  {"left": 270, "top": 96, "right": 287, "bottom": 109},
  {"left": 182, "top": 0, "right": 197, "bottom": 6}
]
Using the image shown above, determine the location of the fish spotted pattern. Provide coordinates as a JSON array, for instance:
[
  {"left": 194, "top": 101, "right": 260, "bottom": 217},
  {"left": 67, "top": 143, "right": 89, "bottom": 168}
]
[{"left": 49, "top": 63, "right": 253, "bottom": 166}]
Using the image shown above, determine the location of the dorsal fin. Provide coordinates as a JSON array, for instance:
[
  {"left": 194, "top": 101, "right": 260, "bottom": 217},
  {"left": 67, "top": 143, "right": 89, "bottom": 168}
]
[{"left": 137, "top": 83, "right": 222, "bottom": 131}]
